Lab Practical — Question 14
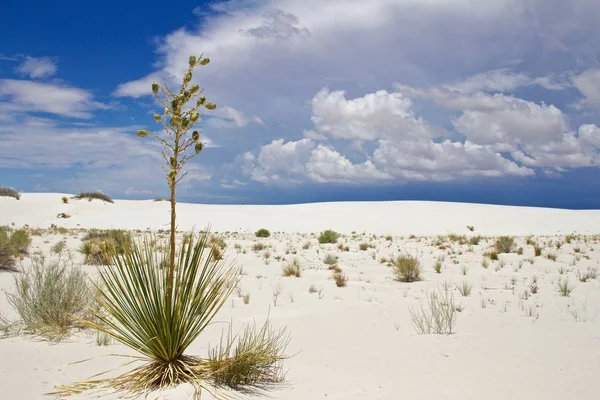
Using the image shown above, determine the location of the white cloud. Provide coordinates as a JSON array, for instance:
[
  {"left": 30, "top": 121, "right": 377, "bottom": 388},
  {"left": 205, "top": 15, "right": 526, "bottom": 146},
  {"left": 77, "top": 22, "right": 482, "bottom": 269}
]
[
  {"left": 444, "top": 69, "right": 532, "bottom": 94},
  {"left": 572, "top": 68, "right": 600, "bottom": 109},
  {"left": 209, "top": 106, "right": 264, "bottom": 128},
  {"left": 0, "top": 79, "right": 108, "bottom": 119},
  {"left": 15, "top": 57, "right": 58, "bottom": 79}
]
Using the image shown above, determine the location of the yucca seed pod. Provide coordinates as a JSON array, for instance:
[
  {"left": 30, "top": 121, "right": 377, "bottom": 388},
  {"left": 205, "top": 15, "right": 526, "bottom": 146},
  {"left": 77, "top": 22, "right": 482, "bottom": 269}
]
[
  {"left": 171, "top": 98, "right": 180, "bottom": 110},
  {"left": 153, "top": 114, "right": 162, "bottom": 122},
  {"left": 195, "top": 142, "right": 203, "bottom": 154},
  {"left": 184, "top": 71, "right": 192, "bottom": 83},
  {"left": 151, "top": 82, "right": 159, "bottom": 94},
  {"left": 205, "top": 102, "right": 217, "bottom": 110},
  {"left": 136, "top": 129, "right": 150, "bottom": 137},
  {"left": 182, "top": 118, "right": 190, "bottom": 128},
  {"left": 189, "top": 55, "right": 197, "bottom": 66},
  {"left": 190, "top": 112, "right": 200, "bottom": 122},
  {"left": 170, "top": 116, "right": 181, "bottom": 127},
  {"left": 164, "top": 107, "right": 171, "bottom": 115},
  {"left": 168, "top": 169, "right": 177, "bottom": 181},
  {"left": 170, "top": 156, "right": 176, "bottom": 168},
  {"left": 190, "top": 84, "right": 200, "bottom": 94},
  {"left": 197, "top": 96, "right": 206, "bottom": 107},
  {"left": 192, "top": 130, "right": 200, "bottom": 141},
  {"left": 200, "top": 58, "right": 210, "bottom": 65}
]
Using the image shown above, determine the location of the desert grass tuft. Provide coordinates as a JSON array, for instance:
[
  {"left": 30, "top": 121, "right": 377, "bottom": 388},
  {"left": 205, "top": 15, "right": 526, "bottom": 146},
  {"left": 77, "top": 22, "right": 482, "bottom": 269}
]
[
  {"left": 433, "top": 260, "right": 442, "bottom": 274},
  {"left": 80, "top": 229, "right": 132, "bottom": 265},
  {"left": 73, "top": 192, "right": 114, "bottom": 203},
  {"left": 410, "top": 285, "right": 458, "bottom": 335},
  {"left": 282, "top": 258, "right": 302, "bottom": 277},
  {"left": 6, "top": 254, "right": 93, "bottom": 340},
  {"left": 332, "top": 271, "right": 348, "bottom": 287},
  {"left": 457, "top": 281, "right": 472, "bottom": 297},
  {"left": 323, "top": 253, "right": 338, "bottom": 265},
  {"left": 495, "top": 236, "right": 515, "bottom": 254},
  {"left": 556, "top": 278, "right": 574, "bottom": 297},
  {"left": 391, "top": 255, "right": 421, "bottom": 282}
]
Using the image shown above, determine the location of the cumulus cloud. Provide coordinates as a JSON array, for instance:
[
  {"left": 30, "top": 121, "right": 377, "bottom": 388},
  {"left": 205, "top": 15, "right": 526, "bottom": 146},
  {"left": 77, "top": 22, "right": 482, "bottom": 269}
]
[
  {"left": 15, "top": 56, "right": 58, "bottom": 79},
  {"left": 572, "top": 68, "right": 600, "bottom": 109},
  {"left": 0, "top": 79, "right": 108, "bottom": 119}
]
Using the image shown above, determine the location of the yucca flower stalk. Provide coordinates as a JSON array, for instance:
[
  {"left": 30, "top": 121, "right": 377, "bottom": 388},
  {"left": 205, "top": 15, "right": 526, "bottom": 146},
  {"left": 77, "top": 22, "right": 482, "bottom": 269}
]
[{"left": 54, "top": 56, "right": 290, "bottom": 398}]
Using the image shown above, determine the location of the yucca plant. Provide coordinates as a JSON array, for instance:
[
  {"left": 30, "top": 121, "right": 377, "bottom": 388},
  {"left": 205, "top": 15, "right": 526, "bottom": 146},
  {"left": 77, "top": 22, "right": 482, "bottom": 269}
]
[{"left": 54, "top": 55, "right": 289, "bottom": 398}]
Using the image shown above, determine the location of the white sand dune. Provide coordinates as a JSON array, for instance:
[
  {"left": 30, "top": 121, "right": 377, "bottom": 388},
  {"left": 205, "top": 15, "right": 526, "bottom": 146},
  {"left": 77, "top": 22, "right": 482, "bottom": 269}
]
[
  {"left": 2, "top": 193, "right": 600, "bottom": 235},
  {"left": 1, "top": 193, "right": 600, "bottom": 400}
]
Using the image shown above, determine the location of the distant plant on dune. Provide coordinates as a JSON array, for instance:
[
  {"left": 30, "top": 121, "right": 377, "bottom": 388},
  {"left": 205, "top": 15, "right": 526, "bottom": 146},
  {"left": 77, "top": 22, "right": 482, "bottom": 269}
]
[
  {"left": 323, "top": 253, "right": 338, "bottom": 265},
  {"left": 410, "top": 285, "right": 458, "bottom": 335},
  {"left": 391, "top": 255, "right": 421, "bottom": 282},
  {"left": 0, "top": 186, "right": 20, "bottom": 200},
  {"left": 61, "top": 196, "right": 69, "bottom": 204},
  {"left": 283, "top": 258, "right": 302, "bottom": 277},
  {"left": 494, "top": 236, "right": 515, "bottom": 254},
  {"left": 79, "top": 229, "right": 133, "bottom": 265},
  {"left": 255, "top": 228, "right": 271, "bottom": 238},
  {"left": 73, "top": 191, "right": 114, "bottom": 203},
  {"left": 318, "top": 229, "right": 339, "bottom": 244},
  {"left": 332, "top": 270, "right": 348, "bottom": 287},
  {"left": 55, "top": 55, "right": 289, "bottom": 398}
]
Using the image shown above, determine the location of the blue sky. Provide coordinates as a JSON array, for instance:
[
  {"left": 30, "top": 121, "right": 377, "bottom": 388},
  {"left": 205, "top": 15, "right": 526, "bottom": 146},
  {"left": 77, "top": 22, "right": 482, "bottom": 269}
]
[{"left": 1, "top": 0, "right": 600, "bottom": 208}]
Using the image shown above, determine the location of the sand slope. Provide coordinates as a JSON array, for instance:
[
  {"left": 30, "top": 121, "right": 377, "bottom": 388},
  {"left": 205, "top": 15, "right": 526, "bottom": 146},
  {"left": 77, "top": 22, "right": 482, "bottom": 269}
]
[{"left": 2, "top": 193, "right": 600, "bottom": 235}]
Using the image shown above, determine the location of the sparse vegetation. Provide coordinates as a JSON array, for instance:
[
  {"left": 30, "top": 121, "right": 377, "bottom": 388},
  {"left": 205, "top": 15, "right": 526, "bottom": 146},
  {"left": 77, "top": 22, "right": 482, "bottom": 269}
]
[
  {"left": 332, "top": 271, "right": 348, "bottom": 287},
  {"left": 79, "top": 229, "right": 132, "bottom": 265},
  {"left": 323, "top": 253, "right": 338, "bottom": 265},
  {"left": 556, "top": 279, "right": 574, "bottom": 297},
  {"left": 73, "top": 192, "right": 114, "bottom": 203},
  {"left": 410, "top": 285, "right": 458, "bottom": 335},
  {"left": 61, "top": 196, "right": 69, "bottom": 204},
  {"left": 255, "top": 228, "right": 271, "bottom": 238},
  {"left": 6, "top": 254, "right": 93, "bottom": 340},
  {"left": 318, "top": 229, "right": 339, "bottom": 244},
  {"left": 495, "top": 236, "right": 515, "bottom": 254},
  {"left": 282, "top": 258, "right": 302, "bottom": 277},
  {"left": 0, "top": 186, "right": 20, "bottom": 200},
  {"left": 457, "top": 281, "right": 472, "bottom": 297},
  {"left": 534, "top": 244, "right": 542, "bottom": 257},
  {"left": 391, "top": 255, "right": 421, "bottom": 282},
  {"left": 433, "top": 260, "right": 442, "bottom": 274}
]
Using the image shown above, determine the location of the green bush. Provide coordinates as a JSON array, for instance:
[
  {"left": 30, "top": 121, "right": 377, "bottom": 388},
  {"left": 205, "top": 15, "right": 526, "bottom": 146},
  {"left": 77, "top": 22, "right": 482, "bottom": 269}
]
[
  {"left": 0, "top": 237, "right": 17, "bottom": 272},
  {"left": 495, "top": 236, "right": 515, "bottom": 254},
  {"left": 318, "top": 229, "right": 339, "bottom": 244},
  {"left": 255, "top": 228, "right": 271, "bottom": 238},
  {"left": 80, "top": 229, "right": 132, "bottom": 265},
  {"left": 6, "top": 254, "right": 93, "bottom": 340},
  {"left": 392, "top": 255, "right": 422, "bottom": 282}
]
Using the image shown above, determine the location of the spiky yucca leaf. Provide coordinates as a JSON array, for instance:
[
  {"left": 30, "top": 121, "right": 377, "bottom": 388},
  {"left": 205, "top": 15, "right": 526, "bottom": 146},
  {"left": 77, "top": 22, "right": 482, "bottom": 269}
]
[{"left": 56, "top": 230, "right": 241, "bottom": 395}]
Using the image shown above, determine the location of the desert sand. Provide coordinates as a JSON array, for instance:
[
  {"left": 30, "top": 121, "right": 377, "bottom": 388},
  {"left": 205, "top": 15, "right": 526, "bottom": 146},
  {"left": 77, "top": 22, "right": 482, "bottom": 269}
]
[{"left": 1, "top": 193, "right": 600, "bottom": 400}]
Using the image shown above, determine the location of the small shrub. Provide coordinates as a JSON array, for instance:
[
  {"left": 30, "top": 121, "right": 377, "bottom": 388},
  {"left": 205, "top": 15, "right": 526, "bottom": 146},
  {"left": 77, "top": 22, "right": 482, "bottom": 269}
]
[
  {"left": 460, "top": 265, "right": 469, "bottom": 276},
  {"left": 546, "top": 253, "right": 557, "bottom": 262},
  {"left": 495, "top": 236, "right": 515, "bottom": 254},
  {"left": 80, "top": 229, "right": 132, "bottom": 265},
  {"left": 282, "top": 259, "right": 302, "bottom": 277},
  {"left": 484, "top": 251, "right": 499, "bottom": 260},
  {"left": 318, "top": 230, "right": 339, "bottom": 244},
  {"left": 337, "top": 243, "right": 349, "bottom": 252},
  {"left": 469, "top": 236, "right": 482, "bottom": 245},
  {"left": 516, "top": 247, "right": 523, "bottom": 255},
  {"left": 481, "top": 258, "right": 489, "bottom": 269},
  {"left": 359, "top": 242, "right": 371, "bottom": 251},
  {"left": 61, "top": 196, "right": 69, "bottom": 204},
  {"left": 556, "top": 279, "right": 574, "bottom": 297},
  {"left": 255, "top": 228, "right": 271, "bottom": 238},
  {"left": 578, "top": 267, "right": 598, "bottom": 282},
  {"left": 252, "top": 243, "right": 266, "bottom": 252},
  {"left": 391, "top": 255, "right": 421, "bottom": 282},
  {"left": 328, "top": 264, "right": 342, "bottom": 273},
  {"left": 0, "top": 187, "right": 20, "bottom": 200},
  {"left": 6, "top": 254, "right": 93, "bottom": 339},
  {"left": 433, "top": 260, "right": 442, "bottom": 274},
  {"left": 9, "top": 229, "right": 31, "bottom": 255},
  {"left": 308, "top": 285, "right": 318, "bottom": 294},
  {"left": 323, "top": 253, "right": 338, "bottom": 265},
  {"left": 302, "top": 242, "right": 311, "bottom": 250},
  {"left": 457, "top": 281, "right": 472, "bottom": 297},
  {"left": 332, "top": 271, "right": 348, "bottom": 287},
  {"left": 51, "top": 241, "right": 66, "bottom": 254},
  {"left": 73, "top": 192, "right": 114, "bottom": 203},
  {"left": 410, "top": 286, "right": 458, "bottom": 335},
  {"left": 533, "top": 244, "right": 542, "bottom": 256},
  {"left": 0, "top": 237, "right": 17, "bottom": 272},
  {"left": 385, "top": 235, "right": 393, "bottom": 241}
]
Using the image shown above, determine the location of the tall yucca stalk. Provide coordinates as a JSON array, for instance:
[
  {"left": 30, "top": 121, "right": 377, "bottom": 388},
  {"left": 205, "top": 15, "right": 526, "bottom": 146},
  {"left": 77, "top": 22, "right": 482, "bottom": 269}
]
[
  {"left": 136, "top": 54, "right": 216, "bottom": 303},
  {"left": 54, "top": 56, "right": 289, "bottom": 398}
]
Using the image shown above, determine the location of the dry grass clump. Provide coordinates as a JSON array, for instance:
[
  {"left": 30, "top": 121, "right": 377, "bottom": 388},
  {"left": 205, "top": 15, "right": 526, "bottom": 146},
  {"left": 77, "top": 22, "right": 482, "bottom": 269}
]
[
  {"left": 282, "top": 258, "right": 302, "bottom": 277},
  {"left": 469, "top": 236, "right": 482, "bottom": 245},
  {"left": 6, "top": 254, "right": 93, "bottom": 340},
  {"left": 410, "top": 285, "right": 458, "bottom": 335},
  {"left": 457, "top": 281, "right": 472, "bottom": 297},
  {"left": 207, "top": 321, "right": 290, "bottom": 390},
  {"left": 80, "top": 229, "right": 132, "bottom": 265},
  {"left": 391, "top": 255, "right": 421, "bottom": 282},
  {"left": 332, "top": 270, "right": 348, "bottom": 287},
  {"left": 0, "top": 186, "right": 20, "bottom": 200},
  {"left": 337, "top": 243, "right": 350, "bottom": 252},
  {"left": 556, "top": 278, "right": 574, "bottom": 296},
  {"left": 252, "top": 242, "right": 267, "bottom": 252},
  {"left": 318, "top": 229, "right": 339, "bottom": 244},
  {"left": 73, "top": 191, "right": 114, "bottom": 203},
  {"left": 255, "top": 228, "right": 271, "bottom": 238},
  {"left": 494, "top": 236, "right": 515, "bottom": 254}
]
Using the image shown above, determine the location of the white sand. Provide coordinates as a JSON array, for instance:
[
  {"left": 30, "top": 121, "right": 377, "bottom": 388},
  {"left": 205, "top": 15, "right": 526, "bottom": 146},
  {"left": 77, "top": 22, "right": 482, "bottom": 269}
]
[{"left": 1, "top": 193, "right": 600, "bottom": 399}]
